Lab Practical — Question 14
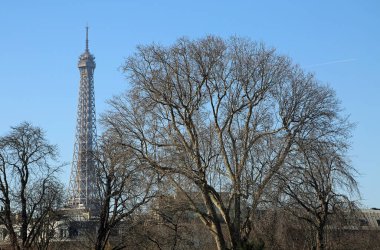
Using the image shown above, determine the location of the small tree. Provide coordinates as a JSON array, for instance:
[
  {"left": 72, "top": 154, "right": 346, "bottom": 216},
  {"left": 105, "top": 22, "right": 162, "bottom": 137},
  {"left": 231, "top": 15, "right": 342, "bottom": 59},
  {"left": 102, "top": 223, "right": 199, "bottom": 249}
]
[
  {"left": 0, "top": 122, "right": 63, "bottom": 250},
  {"left": 278, "top": 140, "right": 359, "bottom": 250},
  {"left": 93, "top": 131, "right": 156, "bottom": 250}
]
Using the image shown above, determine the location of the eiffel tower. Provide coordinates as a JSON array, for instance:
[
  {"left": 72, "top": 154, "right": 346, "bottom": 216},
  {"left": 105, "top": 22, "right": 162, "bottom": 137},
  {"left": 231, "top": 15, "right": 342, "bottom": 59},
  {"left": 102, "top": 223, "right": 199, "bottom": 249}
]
[{"left": 68, "top": 27, "right": 98, "bottom": 214}]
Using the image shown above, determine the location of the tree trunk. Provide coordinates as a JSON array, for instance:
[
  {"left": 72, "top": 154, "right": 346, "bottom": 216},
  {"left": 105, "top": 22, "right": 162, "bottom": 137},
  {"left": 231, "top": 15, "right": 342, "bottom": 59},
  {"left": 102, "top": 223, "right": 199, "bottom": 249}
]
[
  {"left": 4, "top": 203, "right": 20, "bottom": 249},
  {"left": 95, "top": 179, "right": 112, "bottom": 250},
  {"left": 20, "top": 178, "right": 28, "bottom": 248},
  {"left": 9, "top": 229, "right": 20, "bottom": 250},
  {"left": 211, "top": 223, "right": 228, "bottom": 250},
  {"left": 201, "top": 188, "right": 227, "bottom": 250},
  {"left": 231, "top": 187, "right": 241, "bottom": 250},
  {"left": 316, "top": 227, "right": 325, "bottom": 250}
]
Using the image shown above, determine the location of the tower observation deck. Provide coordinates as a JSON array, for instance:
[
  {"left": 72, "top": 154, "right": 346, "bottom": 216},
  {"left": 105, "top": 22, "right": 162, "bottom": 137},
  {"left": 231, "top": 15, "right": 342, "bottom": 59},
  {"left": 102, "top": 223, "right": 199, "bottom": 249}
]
[{"left": 68, "top": 27, "right": 98, "bottom": 214}]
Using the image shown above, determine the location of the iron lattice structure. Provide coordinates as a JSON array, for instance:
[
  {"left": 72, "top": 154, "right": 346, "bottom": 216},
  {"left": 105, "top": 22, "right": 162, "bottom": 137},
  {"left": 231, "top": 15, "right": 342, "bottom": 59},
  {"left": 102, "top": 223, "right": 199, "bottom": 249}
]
[{"left": 68, "top": 27, "right": 98, "bottom": 213}]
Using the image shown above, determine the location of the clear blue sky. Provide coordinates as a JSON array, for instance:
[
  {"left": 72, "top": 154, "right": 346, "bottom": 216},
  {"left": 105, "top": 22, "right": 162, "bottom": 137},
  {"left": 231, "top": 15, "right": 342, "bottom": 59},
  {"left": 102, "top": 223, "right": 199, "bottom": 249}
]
[{"left": 0, "top": 1, "right": 379, "bottom": 208}]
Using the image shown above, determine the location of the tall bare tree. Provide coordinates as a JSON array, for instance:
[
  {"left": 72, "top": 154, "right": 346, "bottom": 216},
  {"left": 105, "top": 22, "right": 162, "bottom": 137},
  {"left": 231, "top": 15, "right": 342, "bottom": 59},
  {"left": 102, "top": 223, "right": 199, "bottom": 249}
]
[
  {"left": 103, "top": 36, "right": 351, "bottom": 249},
  {"left": 0, "top": 122, "right": 63, "bottom": 250}
]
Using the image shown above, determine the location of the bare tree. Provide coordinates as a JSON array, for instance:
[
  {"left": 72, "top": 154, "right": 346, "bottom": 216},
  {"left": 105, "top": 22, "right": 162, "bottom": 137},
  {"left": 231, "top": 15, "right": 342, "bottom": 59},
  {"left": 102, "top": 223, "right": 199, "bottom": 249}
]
[
  {"left": 33, "top": 180, "right": 64, "bottom": 250},
  {"left": 102, "top": 36, "right": 351, "bottom": 249},
  {"left": 277, "top": 139, "right": 359, "bottom": 250},
  {"left": 0, "top": 122, "right": 63, "bottom": 250},
  {"left": 93, "top": 131, "right": 156, "bottom": 250}
]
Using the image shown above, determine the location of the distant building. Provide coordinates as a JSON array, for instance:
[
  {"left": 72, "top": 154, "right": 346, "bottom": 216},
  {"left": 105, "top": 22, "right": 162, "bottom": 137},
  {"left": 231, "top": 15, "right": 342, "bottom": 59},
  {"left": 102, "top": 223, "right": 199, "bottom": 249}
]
[{"left": 359, "top": 208, "right": 380, "bottom": 228}]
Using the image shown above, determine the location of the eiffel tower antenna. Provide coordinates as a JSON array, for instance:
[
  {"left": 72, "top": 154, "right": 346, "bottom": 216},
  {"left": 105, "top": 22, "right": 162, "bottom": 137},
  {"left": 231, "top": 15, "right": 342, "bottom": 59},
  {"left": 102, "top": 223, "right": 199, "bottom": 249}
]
[{"left": 86, "top": 26, "right": 89, "bottom": 51}]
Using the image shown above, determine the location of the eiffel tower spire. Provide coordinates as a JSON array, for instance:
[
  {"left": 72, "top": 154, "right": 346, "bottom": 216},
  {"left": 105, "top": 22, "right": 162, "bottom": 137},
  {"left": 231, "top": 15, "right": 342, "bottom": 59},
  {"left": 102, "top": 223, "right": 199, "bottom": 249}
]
[{"left": 85, "top": 26, "right": 89, "bottom": 52}]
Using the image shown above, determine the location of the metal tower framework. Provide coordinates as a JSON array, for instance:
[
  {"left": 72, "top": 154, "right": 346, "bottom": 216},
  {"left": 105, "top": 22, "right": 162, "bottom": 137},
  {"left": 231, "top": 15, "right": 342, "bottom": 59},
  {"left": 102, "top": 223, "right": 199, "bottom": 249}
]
[{"left": 68, "top": 27, "right": 98, "bottom": 212}]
